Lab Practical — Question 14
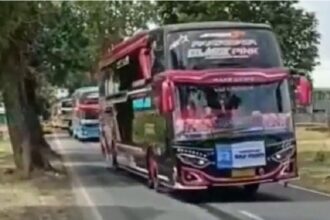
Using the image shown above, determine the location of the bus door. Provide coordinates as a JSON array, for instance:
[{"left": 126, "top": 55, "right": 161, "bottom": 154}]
[
  {"left": 107, "top": 92, "right": 133, "bottom": 167},
  {"left": 129, "top": 89, "right": 167, "bottom": 172}
]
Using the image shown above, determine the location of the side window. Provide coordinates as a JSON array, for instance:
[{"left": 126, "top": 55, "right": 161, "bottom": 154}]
[
  {"left": 150, "top": 31, "right": 165, "bottom": 75},
  {"left": 113, "top": 54, "right": 142, "bottom": 92},
  {"left": 131, "top": 94, "right": 166, "bottom": 148},
  {"left": 99, "top": 69, "right": 107, "bottom": 97},
  {"left": 111, "top": 69, "right": 120, "bottom": 94},
  {"left": 132, "top": 96, "right": 152, "bottom": 111},
  {"left": 104, "top": 65, "right": 120, "bottom": 95}
]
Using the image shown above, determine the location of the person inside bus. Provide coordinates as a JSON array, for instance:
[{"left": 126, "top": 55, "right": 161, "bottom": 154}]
[
  {"left": 202, "top": 88, "right": 243, "bottom": 125},
  {"left": 181, "top": 86, "right": 206, "bottom": 119}
]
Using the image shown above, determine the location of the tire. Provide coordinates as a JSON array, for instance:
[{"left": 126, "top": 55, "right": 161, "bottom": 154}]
[
  {"left": 68, "top": 122, "right": 72, "bottom": 136},
  {"left": 243, "top": 184, "right": 259, "bottom": 197},
  {"left": 106, "top": 151, "right": 118, "bottom": 171},
  {"left": 147, "top": 153, "right": 160, "bottom": 191},
  {"left": 72, "top": 129, "right": 77, "bottom": 139},
  {"left": 106, "top": 141, "right": 118, "bottom": 171}
]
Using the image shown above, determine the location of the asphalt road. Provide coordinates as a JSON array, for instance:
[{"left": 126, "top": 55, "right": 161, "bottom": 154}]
[{"left": 49, "top": 133, "right": 330, "bottom": 220}]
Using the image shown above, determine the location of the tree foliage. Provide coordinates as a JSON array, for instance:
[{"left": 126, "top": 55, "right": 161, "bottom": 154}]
[
  {"left": 33, "top": 1, "right": 157, "bottom": 91},
  {"left": 157, "top": 1, "right": 320, "bottom": 74},
  {"left": 0, "top": 1, "right": 157, "bottom": 175},
  {"left": 0, "top": 2, "right": 59, "bottom": 176}
]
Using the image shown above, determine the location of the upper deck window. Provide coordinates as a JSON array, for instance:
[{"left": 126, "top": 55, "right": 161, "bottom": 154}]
[{"left": 167, "top": 28, "right": 283, "bottom": 70}]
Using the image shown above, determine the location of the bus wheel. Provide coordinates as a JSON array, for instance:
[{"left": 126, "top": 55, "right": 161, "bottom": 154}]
[
  {"left": 109, "top": 151, "right": 118, "bottom": 170},
  {"left": 147, "top": 155, "right": 159, "bottom": 191},
  {"left": 107, "top": 142, "right": 118, "bottom": 171},
  {"left": 100, "top": 140, "right": 106, "bottom": 156},
  {"left": 68, "top": 123, "right": 72, "bottom": 136},
  {"left": 243, "top": 183, "right": 259, "bottom": 197}
]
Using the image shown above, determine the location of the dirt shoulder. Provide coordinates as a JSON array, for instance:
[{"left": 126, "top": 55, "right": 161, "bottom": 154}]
[
  {"left": 293, "top": 127, "right": 330, "bottom": 194},
  {"left": 0, "top": 141, "right": 82, "bottom": 220}
]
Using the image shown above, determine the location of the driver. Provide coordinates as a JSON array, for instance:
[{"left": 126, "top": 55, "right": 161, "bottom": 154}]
[{"left": 187, "top": 86, "right": 207, "bottom": 118}]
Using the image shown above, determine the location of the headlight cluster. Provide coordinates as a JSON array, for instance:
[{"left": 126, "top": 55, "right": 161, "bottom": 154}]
[
  {"left": 271, "top": 144, "right": 295, "bottom": 163},
  {"left": 177, "top": 153, "right": 211, "bottom": 168}
]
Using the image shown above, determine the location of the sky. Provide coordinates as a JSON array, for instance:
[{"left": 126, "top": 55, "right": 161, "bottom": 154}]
[{"left": 299, "top": 0, "right": 330, "bottom": 88}]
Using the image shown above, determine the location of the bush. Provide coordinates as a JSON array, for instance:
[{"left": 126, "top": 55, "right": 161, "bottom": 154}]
[{"left": 313, "top": 151, "right": 326, "bottom": 163}]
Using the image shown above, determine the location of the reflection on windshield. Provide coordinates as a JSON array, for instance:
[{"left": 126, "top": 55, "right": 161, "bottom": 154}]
[
  {"left": 80, "top": 92, "right": 99, "bottom": 104},
  {"left": 82, "top": 111, "right": 98, "bottom": 120},
  {"left": 174, "top": 80, "right": 292, "bottom": 140}
]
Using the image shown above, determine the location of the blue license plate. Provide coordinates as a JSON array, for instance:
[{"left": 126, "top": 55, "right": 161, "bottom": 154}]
[
  {"left": 216, "top": 141, "right": 266, "bottom": 169},
  {"left": 216, "top": 144, "right": 233, "bottom": 169}
]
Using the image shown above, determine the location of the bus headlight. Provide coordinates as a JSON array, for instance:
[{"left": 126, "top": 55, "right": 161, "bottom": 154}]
[
  {"left": 81, "top": 127, "right": 87, "bottom": 135},
  {"left": 177, "top": 153, "right": 210, "bottom": 168},
  {"left": 271, "top": 145, "right": 295, "bottom": 163}
]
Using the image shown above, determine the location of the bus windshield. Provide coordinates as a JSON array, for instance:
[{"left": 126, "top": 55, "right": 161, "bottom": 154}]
[
  {"left": 80, "top": 92, "right": 99, "bottom": 105},
  {"left": 168, "top": 29, "right": 283, "bottom": 70},
  {"left": 61, "top": 100, "right": 72, "bottom": 108},
  {"left": 81, "top": 110, "right": 98, "bottom": 120},
  {"left": 174, "top": 80, "right": 292, "bottom": 140}
]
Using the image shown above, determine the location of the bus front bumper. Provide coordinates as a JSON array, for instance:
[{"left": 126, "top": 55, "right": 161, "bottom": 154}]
[
  {"left": 171, "top": 160, "right": 298, "bottom": 190},
  {"left": 77, "top": 126, "right": 100, "bottom": 140}
]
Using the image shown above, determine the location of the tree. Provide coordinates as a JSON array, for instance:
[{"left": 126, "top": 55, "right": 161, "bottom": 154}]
[
  {"left": 31, "top": 1, "right": 157, "bottom": 115},
  {"left": 0, "top": 2, "right": 60, "bottom": 177},
  {"left": 32, "top": 1, "right": 157, "bottom": 90},
  {"left": 157, "top": 1, "right": 320, "bottom": 74},
  {"left": 0, "top": 1, "right": 157, "bottom": 177},
  {"left": 76, "top": 1, "right": 158, "bottom": 77}
]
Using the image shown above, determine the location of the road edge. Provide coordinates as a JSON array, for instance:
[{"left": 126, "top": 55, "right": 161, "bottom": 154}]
[
  {"left": 51, "top": 133, "right": 104, "bottom": 220},
  {"left": 287, "top": 183, "right": 330, "bottom": 198}
]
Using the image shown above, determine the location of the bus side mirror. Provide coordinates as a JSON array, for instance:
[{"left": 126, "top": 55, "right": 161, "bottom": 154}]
[
  {"left": 160, "top": 80, "right": 174, "bottom": 113},
  {"left": 139, "top": 48, "right": 151, "bottom": 79},
  {"left": 293, "top": 75, "right": 312, "bottom": 106}
]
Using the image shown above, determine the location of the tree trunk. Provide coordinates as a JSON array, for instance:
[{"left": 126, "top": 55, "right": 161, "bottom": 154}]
[
  {"left": 1, "top": 45, "right": 54, "bottom": 177},
  {"left": 24, "top": 72, "right": 60, "bottom": 168}
]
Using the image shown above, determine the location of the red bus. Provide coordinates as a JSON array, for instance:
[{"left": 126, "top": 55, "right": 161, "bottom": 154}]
[
  {"left": 71, "top": 87, "right": 100, "bottom": 141},
  {"left": 98, "top": 22, "right": 312, "bottom": 195}
]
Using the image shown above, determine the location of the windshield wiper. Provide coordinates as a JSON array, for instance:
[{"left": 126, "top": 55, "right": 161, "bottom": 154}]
[
  {"left": 191, "top": 61, "right": 247, "bottom": 70},
  {"left": 212, "top": 126, "right": 263, "bottom": 136},
  {"left": 215, "top": 61, "right": 248, "bottom": 68}
]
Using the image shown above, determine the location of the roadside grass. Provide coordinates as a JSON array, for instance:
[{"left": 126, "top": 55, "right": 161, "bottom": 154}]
[
  {"left": 294, "top": 127, "right": 330, "bottom": 194},
  {"left": 296, "top": 126, "right": 330, "bottom": 141},
  {"left": 0, "top": 140, "right": 82, "bottom": 220}
]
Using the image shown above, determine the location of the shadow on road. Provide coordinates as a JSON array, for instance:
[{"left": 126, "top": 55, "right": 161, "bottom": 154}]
[
  {"left": 48, "top": 135, "right": 100, "bottom": 143},
  {"left": 48, "top": 133, "right": 330, "bottom": 209},
  {"left": 170, "top": 187, "right": 290, "bottom": 205},
  {"left": 1, "top": 205, "right": 165, "bottom": 220}
]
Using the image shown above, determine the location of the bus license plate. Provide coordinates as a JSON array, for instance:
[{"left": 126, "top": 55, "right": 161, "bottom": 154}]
[{"left": 231, "top": 169, "right": 255, "bottom": 178}]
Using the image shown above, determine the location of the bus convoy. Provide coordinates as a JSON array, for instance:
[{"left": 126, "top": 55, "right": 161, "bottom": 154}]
[
  {"left": 50, "top": 21, "right": 312, "bottom": 195},
  {"left": 50, "top": 87, "right": 100, "bottom": 141},
  {"left": 96, "top": 21, "right": 312, "bottom": 194}
]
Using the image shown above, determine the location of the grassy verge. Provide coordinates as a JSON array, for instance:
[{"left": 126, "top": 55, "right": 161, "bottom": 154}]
[
  {"left": 293, "top": 127, "right": 330, "bottom": 194},
  {"left": 0, "top": 141, "right": 82, "bottom": 220}
]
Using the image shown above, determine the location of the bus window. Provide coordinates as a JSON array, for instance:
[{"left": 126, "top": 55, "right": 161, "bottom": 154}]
[
  {"left": 132, "top": 95, "right": 166, "bottom": 149},
  {"left": 114, "top": 54, "right": 142, "bottom": 92},
  {"left": 133, "top": 97, "right": 152, "bottom": 110},
  {"left": 105, "top": 67, "right": 120, "bottom": 95},
  {"left": 99, "top": 69, "right": 107, "bottom": 97}
]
